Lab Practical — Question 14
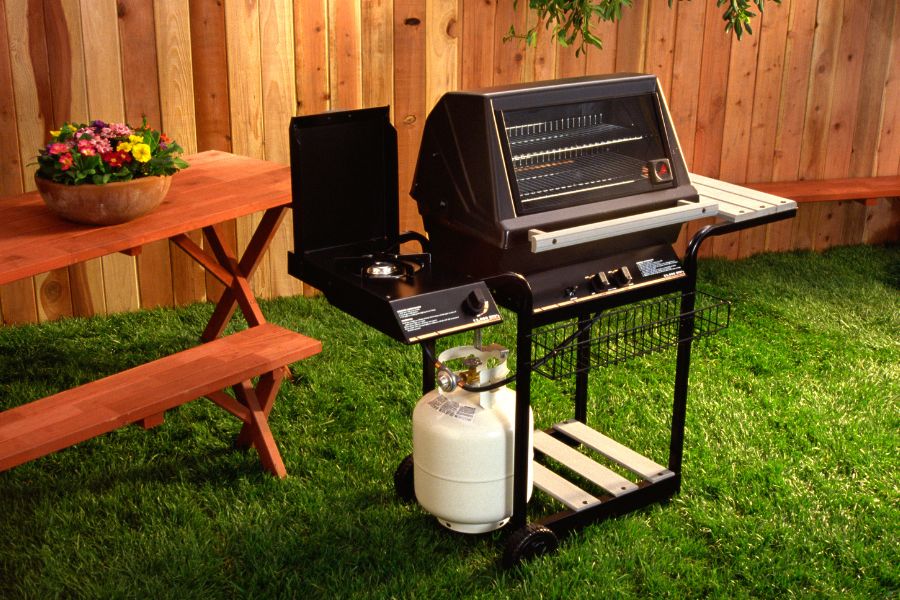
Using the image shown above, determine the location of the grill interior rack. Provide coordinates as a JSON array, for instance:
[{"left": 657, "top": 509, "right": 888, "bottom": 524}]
[{"left": 418, "top": 182, "right": 796, "bottom": 568}]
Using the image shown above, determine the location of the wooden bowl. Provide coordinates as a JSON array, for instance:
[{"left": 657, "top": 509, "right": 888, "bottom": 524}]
[{"left": 34, "top": 174, "right": 172, "bottom": 226}]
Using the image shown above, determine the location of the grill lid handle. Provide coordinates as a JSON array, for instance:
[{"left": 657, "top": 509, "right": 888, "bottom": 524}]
[{"left": 528, "top": 198, "right": 719, "bottom": 253}]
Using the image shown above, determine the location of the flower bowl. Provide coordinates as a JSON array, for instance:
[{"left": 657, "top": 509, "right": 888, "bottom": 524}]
[{"left": 35, "top": 173, "right": 172, "bottom": 226}]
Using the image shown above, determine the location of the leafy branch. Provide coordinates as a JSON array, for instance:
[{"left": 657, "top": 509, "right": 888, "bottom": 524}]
[{"left": 507, "top": 0, "right": 782, "bottom": 56}]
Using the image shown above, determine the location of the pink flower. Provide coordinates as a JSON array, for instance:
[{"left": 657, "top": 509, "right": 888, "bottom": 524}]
[
  {"left": 77, "top": 139, "right": 96, "bottom": 156},
  {"left": 48, "top": 142, "right": 69, "bottom": 155},
  {"left": 108, "top": 123, "right": 132, "bottom": 137},
  {"left": 92, "top": 137, "right": 112, "bottom": 154},
  {"left": 58, "top": 153, "right": 73, "bottom": 170}
]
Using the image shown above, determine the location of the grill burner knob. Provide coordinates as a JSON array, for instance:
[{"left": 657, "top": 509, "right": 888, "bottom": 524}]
[
  {"left": 608, "top": 266, "right": 633, "bottom": 287},
  {"left": 464, "top": 289, "right": 490, "bottom": 317},
  {"left": 588, "top": 271, "right": 610, "bottom": 292}
]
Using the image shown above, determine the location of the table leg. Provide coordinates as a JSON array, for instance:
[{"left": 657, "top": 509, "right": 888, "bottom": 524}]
[
  {"left": 234, "top": 369, "right": 284, "bottom": 449},
  {"left": 233, "top": 377, "right": 288, "bottom": 478},
  {"left": 201, "top": 207, "right": 287, "bottom": 341}
]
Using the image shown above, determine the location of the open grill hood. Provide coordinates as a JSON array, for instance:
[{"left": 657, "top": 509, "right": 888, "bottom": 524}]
[{"left": 411, "top": 73, "right": 698, "bottom": 278}]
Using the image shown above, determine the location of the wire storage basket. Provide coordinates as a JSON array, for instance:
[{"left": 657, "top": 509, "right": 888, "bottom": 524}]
[{"left": 529, "top": 291, "right": 731, "bottom": 380}]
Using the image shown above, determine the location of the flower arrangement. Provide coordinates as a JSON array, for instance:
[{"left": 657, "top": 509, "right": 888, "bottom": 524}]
[{"left": 34, "top": 118, "right": 189, "bottom": 185}]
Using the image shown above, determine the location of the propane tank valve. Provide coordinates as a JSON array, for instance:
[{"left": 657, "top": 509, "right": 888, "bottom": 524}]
[{"left": 436, "top": 367, "right": 459, "bottom": 392}]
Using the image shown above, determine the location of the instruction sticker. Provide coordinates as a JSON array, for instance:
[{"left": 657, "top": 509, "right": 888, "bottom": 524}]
[
  {"left": 635, "top": 258, "right": 684, "bottom": 278},
  {"left": 428, "top": 397, "right": 477, "bottom": 423}
]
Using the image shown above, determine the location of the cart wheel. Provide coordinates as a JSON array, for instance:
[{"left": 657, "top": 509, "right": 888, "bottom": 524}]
[
  {"left": 502, "top": 524, "right": 559, "bottom": 568},
  {"left": 393, "top": 454, "right": 416, "bottom": 503}
]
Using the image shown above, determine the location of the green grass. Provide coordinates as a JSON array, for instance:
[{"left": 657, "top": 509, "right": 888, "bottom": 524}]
[{"left": 1, "top": 244, "right": 897, "bottom": 599}]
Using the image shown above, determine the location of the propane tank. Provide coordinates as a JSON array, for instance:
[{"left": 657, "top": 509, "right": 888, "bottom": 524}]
[{"left": 412, "top": 343, "right": 533, "bottom": 534}]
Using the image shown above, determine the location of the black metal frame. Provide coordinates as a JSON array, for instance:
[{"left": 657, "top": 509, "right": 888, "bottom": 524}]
[{"left": 420, "top": 210, "right": 795, "bottom": 545}]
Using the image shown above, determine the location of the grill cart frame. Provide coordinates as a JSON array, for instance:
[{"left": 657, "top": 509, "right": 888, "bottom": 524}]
[{"left": 415, "top": 211, "right": 795, "bottom": 568}]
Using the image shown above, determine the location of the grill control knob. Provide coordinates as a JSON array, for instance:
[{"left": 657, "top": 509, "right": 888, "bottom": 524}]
[
  {"left": 608, "top": 266, "right": 634, "bottom": 287},
  {"left": 464, "top": 289, "right": 490, "bottom": 317},
  {"left": 588, "top": 271, "right": 610, "bottom": 292}
]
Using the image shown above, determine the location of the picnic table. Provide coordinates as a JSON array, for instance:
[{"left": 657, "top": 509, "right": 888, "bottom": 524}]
[{"left": 0, "top": 151, "right": 321, "bottom": 478}]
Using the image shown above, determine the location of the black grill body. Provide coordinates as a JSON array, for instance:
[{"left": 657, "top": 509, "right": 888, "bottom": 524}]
[{"left": 412, "top": 73, "right": 696, "bottom": 279}]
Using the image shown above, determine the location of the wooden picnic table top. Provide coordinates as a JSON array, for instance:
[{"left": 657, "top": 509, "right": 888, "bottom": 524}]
[{"left": 0, "top": 150, "right": 291, "bottom": 286}]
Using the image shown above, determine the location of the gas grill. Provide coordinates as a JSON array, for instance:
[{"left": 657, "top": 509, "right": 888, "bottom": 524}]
[{"left": 287, "top": 74, "right": 797, "bottom": 567}]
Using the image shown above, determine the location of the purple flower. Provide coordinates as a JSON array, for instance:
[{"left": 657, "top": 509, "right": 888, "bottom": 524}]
[{"left": 91, "top": 119, "right": 108, "bottom": 130}]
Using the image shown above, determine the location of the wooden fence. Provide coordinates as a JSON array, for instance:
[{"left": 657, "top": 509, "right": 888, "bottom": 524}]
[{"left": 0, "top": 0, "right": 897, "bottom": 325}]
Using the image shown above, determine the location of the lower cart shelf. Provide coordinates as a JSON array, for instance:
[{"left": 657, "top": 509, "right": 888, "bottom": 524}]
[{"left": 532, "top": 419, "right": 675, "bottom": 512}]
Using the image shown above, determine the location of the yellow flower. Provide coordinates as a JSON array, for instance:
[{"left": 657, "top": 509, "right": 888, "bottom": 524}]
[
  {"left": 117, "top": 141, "right": 133, "bottom": 152},
  {"left": 132, "top": 143, "right": 151, "bottom": 163},
  {"left": 129, "top": 135, "right": 144, "bottom": 144},
  {"left": 50, "top": 130, "right": 61, "bottom": 137}
]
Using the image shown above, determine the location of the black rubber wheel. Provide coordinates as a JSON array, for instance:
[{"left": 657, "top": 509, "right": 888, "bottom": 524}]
[
  {"left": 502, "top": 524, "right": 559, "bottom": 568},
  {"left": 393, "top": 454, "right": 416, "bottom": 503}
]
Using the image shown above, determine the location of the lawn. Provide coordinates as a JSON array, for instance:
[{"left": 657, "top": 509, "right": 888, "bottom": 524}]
[{"left": 1, "top": 244, "right": 897, "bottom": 598}]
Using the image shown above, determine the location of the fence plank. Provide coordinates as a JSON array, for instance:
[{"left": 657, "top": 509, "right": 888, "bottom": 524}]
[
  {"left": 823, "top": 1, "right": 870, "bottom": 177},
  {"left": 394, "top": 0, "right": 426, "bottom": 234},
  {"left": 156, "top": 0, "right": 202, "bottom": 307},
  {"left": 425, "top": 0, "right": 458, "bottom": 110},
  {"left": 615, "top": 0, "right": 648, "bottom": 72},
  {"left": 329, "top": 0, "right": 362, "bottom": 110},
  {"left": 362, "top": 0, "right": 394, "bottom": 109},
  {"left": 260, "top": 0, "right": 301, "bottom": 298},
  {"left": 460, "top": 0, "right": 494, "bottom": 88},
  {"left": 293, "top": 0, "right": 329, "bottom": 297},
  {"left": 743, "top": 1, "right": 791, "bottom": 255},
  {"left": 644, "top": 0, "right": 676, "bottom": 97},
  {"left": 295, "top": 0, "right": 329, "bottom": 116},
  {"left": 524, "top": 2, "right": 556, "bottom": 82},
  {"left": 669, "top": 0, "right": 706, "bottom": 172},
  {"left": 584, "top": 18, "right": 618, "bottom": 76},
  {"left": 795, "top": 0, "right": 843, "bottom": 251},
  {"left": 717, "top": 23, "right": 761, "bottom": 258},
  {"left": 188, "top": 0, "right": 231, "bottom": 302},
  {"left": 0, "top": 0, "right": 21, "bottom": 199},
  {"left": 0, "top": 0, "right": 17, "bottom": 322},
  {"left": 28, "top": 0, "right": 79, "bottom": 322},
  {"left": 874, "top": 4, "right": 900, "bottom": 176},
  {"left": 80, "top": 0, "right": 139, "bottom": 316},
  {"left": 816, "top": 1, "right": 871, "bottom": 250},
  {"left": 53, "top": 0, "right": 102, "bottom": 321},
  {"left": 224, "top": 0, "right": 269, "bottom": 299},
  {"left": 688, "top": 2, "right": 733, "bottom": 257},
  {"left": 494, "top": 0, "right": 526, "bottom": 84},
  {"left": 850, "top": 0, "right": 896, "bottom": 178},
  {"left": 116, "top": 0, "right": 169, "bottom": 310}
]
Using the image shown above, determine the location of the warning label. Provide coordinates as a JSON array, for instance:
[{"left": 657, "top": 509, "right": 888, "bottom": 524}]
[
  {"left": 428, "top": 397, "right": 478, "bottom": 423},
  {"left": 398, "top": 305, "right": 460, "bottom": 333},
  {"left": 635, "top": 258, "right": 683, "bottom": 278}
]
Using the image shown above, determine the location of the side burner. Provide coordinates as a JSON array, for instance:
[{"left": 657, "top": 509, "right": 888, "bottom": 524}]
[{"left": 286, "top": 107, "right": 502, "bottom": 344}]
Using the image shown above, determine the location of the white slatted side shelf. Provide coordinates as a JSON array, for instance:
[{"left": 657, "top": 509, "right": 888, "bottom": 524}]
[
  {"left": 554, "top": 420, "right": 674, "bottom": 484},
  {"left": 532, "top": 462, "right": 602, "bottom": 511},
  {"left": 690, "top": 172, "right": 797, "bottom": 223},
  {"left": 533, "top": 431, "right": 639, "bottom": 497}
]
